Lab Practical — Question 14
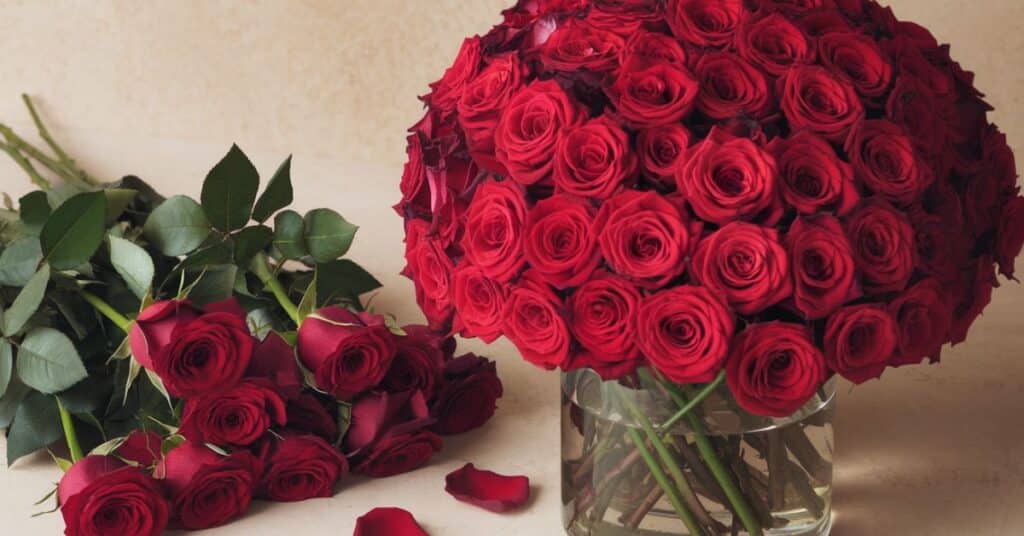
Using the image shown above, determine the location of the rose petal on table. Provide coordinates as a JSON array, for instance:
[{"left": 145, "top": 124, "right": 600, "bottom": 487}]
[
  {"left": 353, "top": 507, "right": 428, "bottom": 536},
  {"left": 444, "top": 463, "right": 530, "bottom": 513}
]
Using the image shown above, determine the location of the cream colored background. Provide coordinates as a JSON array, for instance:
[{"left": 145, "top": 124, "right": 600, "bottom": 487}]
[{"left": 0, "top": 1, "right": 1021, "bottom": 535}]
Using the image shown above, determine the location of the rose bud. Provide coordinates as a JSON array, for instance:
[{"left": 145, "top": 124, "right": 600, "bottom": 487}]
[
  {"left": 430, "top": 354, "right": 504, "bottom": 435},
  {"left": 258, "top": 434, "right": 349, "bottom": 502},
  {"left": 179, "top": 379, "right": 287, "bottom": 447},
  {"left": 380, "top": 325, "right": 448, "bottom": 398},
  {"left": 451, "top": 262, "right": 508, "bottom": 344},
  {"left": 726, "top": 322, "right": 827, "bottom": 417},
  {"left": 502, "top": 272, "right": 572, "bottom": 370},
  {"left": 58, "top": 456, "right": 169, "bottom": 536},
  {"left": 824, "top": 304, "right": 899, "bottom": 384},
  {"left": 246, "top": 331, "right": 304, "bottom": 399},
  {"left": 160, "top": 442, "right": 259, "bottom": 530},
  {"left": 151, "top": 308, "right": 256, "bottom": 398},
  {"left": 691, "top": 222, "right": 792, "bottom": 316},
  {"left": 354, "top": 430, "right": 443, "bottom": 478},
  {"left": 128, "top": 300, "right": 200, "bottom": 369},
  {"left": 285, "top": 393, "right": 339, "bottom": 442},
  {"left": 297, "top": 306, "right": 397, "bottom": 401},
  {"left": 115, "top": 430, "right": 164, "bottom": 469}
]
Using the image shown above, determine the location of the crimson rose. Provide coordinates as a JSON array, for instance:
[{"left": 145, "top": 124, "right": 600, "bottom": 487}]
[
  {"left": 179, "top": 379, "right": 287, "bottom": 447},
  {"left": 824, "top": 304, "right": 899, "bottom": 384},
  {"left": 451, "top": 261, "right": 508, "bottom": 343},
  {"left": 151, "top": 306, "right": 255, "bottom": 398},
  {"left": 691, "top": 222, "right": 792, "bottom": 315},
  {"left": 568, "top": 273, "right": 643, "bottom": 379},
  {"left": 128, "top": 300, "right": 199, "bottom": 370},
  {"left": 786, "top": 215, "right": 859, "bottom": 319},
  {"left": 460, "top": 179, "right": 529, "bottom": 283},
  {"left": 780, "top": 65, "right": 863, "bottom": 143},
  {"left": 58, "top": 456, "right": 169, "bottom": 536},
  {"left": 502, "top": 271, "right": 572, "bottom": 370},
  {"left": 554, "top": 116, "right": 638, "bottom": 199},
  {"left": 297, "top": 307, "right": 397, "bottom": 401},
  {"left": 258, "top": 434, "right": 349, "bottom": 502},
  {"left": 845, "top": 200, "right": 917, "bottom": 294},
  {"left": 726, "top": 322, "right": 827, "bottom": 417},
  {"left": 430, "top": 354, "right": 504, "bottom": 435},
  {"left": 523, "top": 194, "right": 602, "bottom": 288},
  {"left": 638, "top": 286, "right": 735, "bottom": 384},
  {"left": 160, "top": 442, "right": 259, "bottom": 530},
  {"left": 495, "top": 80, "right": 585, "bottom": 186},
  {"left": 888, "top": 278, "right": 953, "bottom": 367}
]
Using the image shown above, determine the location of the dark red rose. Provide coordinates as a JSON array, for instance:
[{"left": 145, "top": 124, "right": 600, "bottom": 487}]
[
  {"left": 692, "top": 222, "right": 792, "bottom": 315},
  {"left": 606, "top": 62, "right": 699, "bottom": 127},
  {"left": 638, "top": 286, "right": 735, "bottom": 384},
  {"left": 844, "top": 200, "right": 916, "bottom": 293},
  {"left": 495, "top": 80, "right": 586, "bottom": 185},
  {"left": 780, "top": 65, "right": 863, "bottom": 143},
  {"left": 160, "top": 443, "right": 258, "bottom": 530},
  {"left": 460, "top": 179, "right": 529, "bottom": 282},
  {"left": 586, "top": 0, "right": 661, "bottom": 36},
  {"left": 726, "top": 322, "right": 827, "bottom": 417},
  {"left": 818, "top": 31, "right": 893, "bottom": 98},
  {"left": 950, "top": 256, "right": 998, "bottom": 345},
  {"left": 354, "top": 508, "right": 428, "bottom": 536},
  {"left": 285, "top": 393, "right": 338, "bottom": 442},
  {"left": 345, "top": 390, "right": 433, "bottom": 455},
  {"left": 910, "top": 207, "right": 970, "bottom": 284},
  {"left": 786, "top": 215, "right": 859, "bottom": 319},
  {"left": 151, "top": 309, "right": 255, "bottom": 398},
  {"left": 258, "top": 434, "right": 348, "bottom": 502},
  {"left": 380, "top": 325, "right": 447, "bottom": 397},
  {"left": 128, "top": 300, "right": 200, "bottom": 370},
  {"left": 403, "top": 219, "right": 455, "bottom": 329},
  {"left": 766, "top": 130, "right": 858, "bottom": 215},
  {"left": 554, "top": 116, "right": 638, "bottom": 199},
  {"left": 846, "top": 120, "right": 933, "bottom": 206},
  {"left": 694, "top": 52, "right": 772, "bottom": 121},
  {"left": 666, "top": 0, "right": 744, "bottom": 47},
  {"left": 458, "top": 54, "right": 525, "bottom": 175},
  {"left": 396, "top": 129, "right": 431, "bottom": 216},
  {"left": 824, "top": 304, "right": 898, "bottom": 384},
  {"left": 539, "top": 19, "right": 624, "bottom": 73},
  {"left": 798, "top": 10, "right": 855, "bottom": 37},
  {"left": 888, "top": 278, "right": 952, "bottom": 367},
  {"left": 354, "top": 431, "right": 443, "bottom": 478},
  {"left": 431, "top": 354, "right": 504, "bottom": 435},
  {"left": 502, "top": 271, "right": 572, "bottom": 370},
  {"left": 426, "top": 36, "right": 481, "bottom": 116},
  {"left": 637, "top": 124, "right": 691, "bottom": 186},
  {"left": 595, "top": 190, "right": 701, "bottom": 288},
  {"left": 620, "top": 31, "right": 687, "bottom": 71},
  {"left": 736, "top": 13, "right": 813, "bottom": 77},
  {"left": 524, "top": 194, "right": 602, "bottom": 288},
  {"left": 246, "top": 331, "right": 303, "bottom": 399},
  {"left": 676, "top": 128, "right": 781, "bottom": 226},
  {"left": 568, "top": 273, "right": 643, "bottom": 379},
  {"left": 757, "top": 0, "right": 836, "bottom": 13},
  {"left": 886, "top": 75, "right": 949, "bottom": 159},
  {"left": 883, "top": 37, "right": 954, "bottom": 102},
  {"left": 58, "top": 456, "right": 169, "bottom": 536},
  {"left": 451, "top": 261, "right": 508, "bottom": 343},
  {"left": 965, "top": 127, "right": 1018, "bottom": 238},
  {"left": 179, "top": 379, "right": 287, "bottom": 447},
  {"left": 296, "top": 307, "right": 397, "bottom": 401},
  {"left": 997, "top": 196, "right": 1024, "bottom": 278},
  {"left": 115, "top": 431, "right": 164, "bottom": 469}
]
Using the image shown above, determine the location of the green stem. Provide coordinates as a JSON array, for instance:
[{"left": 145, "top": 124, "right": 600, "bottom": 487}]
[
  {"left": 0, "top": 137, "right": 51, "bottom": 190},
  {"left": 623, "top": 425, "right": 706, "bottom": 536},
  {"left": 80, "top": 290, "right": 133, "bottom": 333},
  {"left": 56, "top": 399, "right": 83, "bottom": 463},
  {"left": 21, "top": 94, "right": 99, "bottom": 186},
  {"left": 251, "top": 252, "right": 301, "bottom": 326},
  {"left": 660, "top": 370, "right": 726, "bottom": 432}
]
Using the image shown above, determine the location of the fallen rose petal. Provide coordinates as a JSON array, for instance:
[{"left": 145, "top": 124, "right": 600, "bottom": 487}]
[
  {"left": 444, "top": 463, "right": 530, "bottom": 513},
  {"left": 353, "top": 507, "right": 428, "bottom": 536}
]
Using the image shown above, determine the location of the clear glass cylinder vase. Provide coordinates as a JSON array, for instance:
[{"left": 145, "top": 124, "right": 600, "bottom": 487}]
[{"left": 562, "top": 368, "right": 835, "bottom": 536}]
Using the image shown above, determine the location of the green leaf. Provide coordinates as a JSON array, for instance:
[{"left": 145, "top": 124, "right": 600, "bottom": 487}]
[
  {"left": 177, "top": 240, "right": 234, "bottom": 271},
  {"left": 6, "top": 391, "right": 62, "bottom": 466},
  {"left": 272, "top": 209, "right": 306, "bottom": 259},
  {"left": 57, "top": 375, "right": 111, "bottom": 414},
  {"left": 45, "top": 183, "right": 85, "bottom": 210},
  {"left": 108, "top": 235, "right": 155, "bottom": 300},
  {"left": 0, "top": 237, "right": 43, "bottom": 286},
  {"left": 252, "top": 155, "right": 293, "bottom": 222},
  {"left": 103, "top": 188, "right": 138, "bottom": 224},
  {"left": 317, "top": 259, "right": 382, "bottom": 305},
  {"left": 16, "top": 327, "right": 88, "bottom": 394},
  {"left": 201, "top": 144, "right": 260, "bottom": 232},
  {"left": 297, "top": 268, "right": 317, "bottom": 320},
  {"left": 234, "top": 225, "right": 273, "bottom": 266},
  {"left": 144, "top": 195, "right": 212, "bottom": 256},
  {"left": 0, "top": 376, "right": 28, "bottom": 428},
  {"left": 185, "top": 264, "right": 237, "bottom": 305},
  {"left": 303, "top": 208, "right": 358, "bottom": 263},
  {"left": 19, "top": 191, "right": 50, "bottom": 231},
  {"left": 0, "top": 339, "right": 12, "bottom": 398},
  {"left": 143, "top": 369, "right": 173, "bottom": 413},
  {"left": 90, "top": 436, "right": 128, "bottom": 457},
  {"left": 39, "top": 191, "right": 107, "bottom": 270},
  {"left": 2, "top": 264, "right": 50, "bottom": 337}
]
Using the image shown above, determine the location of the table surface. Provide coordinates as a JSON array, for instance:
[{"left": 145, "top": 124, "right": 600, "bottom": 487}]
[{"left": 1, "top": 1, "right": 1023, "bottom": 535}]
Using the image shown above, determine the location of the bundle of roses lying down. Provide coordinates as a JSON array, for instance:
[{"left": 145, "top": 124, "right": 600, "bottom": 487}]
[{"left": 0, "top": 99, "right": 503, "bottom": 534}]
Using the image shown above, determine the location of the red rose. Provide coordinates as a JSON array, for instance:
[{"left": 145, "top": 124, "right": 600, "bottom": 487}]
[
  {"left": 160, "top": 443, "right": 258, "bottom": 530},
  {"left": 152, "top": 309, "right": 255, "bottom": 398},
  {"left": 430, "top": 354, "right": 504, "bottom": 435},
  {"left": 523, "top": 194, "right": 602, "bottom": 288},
  {"left": 58, "top": 456, "right": 169, "bottom": 536},
  {"left": 554, "top": 116, "right": 638, "bottom": 199},
  {"left": 888, "top": 278, "right": 952, "bottom": 367},
  {"left": 818, "top": 31, "right": 893, "bottom": 98},
  {"left": 285, "top": 393, "right": 338, "bottom": 442},
  {"left": 758, "top": 0, "right": 836, "bottom": 13},
  {"left": 883, "top": 37, "right": 954, "bottom": 101},
  {"left": 606, "top": 62, "right": 699, "bottom": 127},
  {"left": 403, "top": 219, "right": 455, "bottom": 329},
  {"left": 620, "top": 31, "right": 687, "bottom": 71},
  {"left": 639, "top": 286, "right": 734, "bottom": 384},
  {"left": 910, "top": 207, "right": 969, "bottom": 284},
  {"left": 726, "top": 322, "right": 827, "bottom": 417},
  {"left": 965, "top": 127, "right": 1018, "bottom": 238},
  {"left": 736, "top": 13, "right": 813, "bottom": 77},
  {"left": 692, "top": 222, "right": 792, "bottom": 315},
  {"left": 786, "top": 215, "right": 859, "bottom": 319},
  {"left": 824, "top": 304, "right": 898, "bottom": 384},
  {"left": 637, "top": 124, "right": 691, "bottom": 186},
  {"left": 846, "top": 120, "right": 933, "bottom": 206},
  {"left": 780, "top": 65, "right": 863, "bottom": 143},
  {"left": 128, "top": 300, "right": 200, "bottom": 370},
  {"left": 460, "top": 179, "right": 529, "bottom": 282},
  {"left": 595, "top": 190, "right": 701, "bottom": 288},
  {"left": 458, "top": 54, "right": 525, "bottom": 175},
  {"left": 354, "top": 431, "right": 443, "bottom": 478},
  {"left": 495, "top": 80, "right": 586, "bottom": 185},
  {"left": 950, "top": 257, "right": 998, "bottom": 345},
  {"left": 586, "top": 1, "right": 661, "bottom": 36},
  {"left": 502, "top": 271, "right": 572, "bottom": 370},
  {"left": 886, "top": 76, "right": 949, "bottom": 159},
  {"left": 426, "top": 36, "right": 481, "bottom": 115},
  {"left": 676, "top": 128, "right": 781, "bottom": 226},
  {"left": 568, "top": 273, "right": 643, "bottom": 379},
  {"left": 246, "top": 331, "right": 304, "bottom": 399},
  {"left": 798, "top": 10, "right": 855, "bottom": 37},
  {"left": 694, "top": 52, "right": 772, "bottom": 121},
  {"left": 766, "top": 130, "right": 859, "bottom": 215},
  {"left": 115, "top": 430, "right": 164, "bottom": 468},
  {"left": 297, "top": 307, "right": 397, "bottom": 400},
  {"left": 666, "top": 0, "right": 744, "bottom": 47},
  {"left": 451, "top": 261, "right": 508, "bottom": 343},
  {"left": 345, "top": 390, "right": 432, "bottom": 456},
  {"left": 845, "top": 200, "right": 916, "bottom": 293},
  {"left": 259, "top": 434, "right": 348, "bottom": 502},
  {"left": 179, "top": 379, "right": 287, "bottom": 447},
  {"left": 381, "top": 325, "right": 447, "bottom": 398},
  {"left": 996, "top": 196, "right": 1024, "bottom": 278},
  {"left": 396, "top": 130, "right": 430, "bottom": 216},
  {"left": 539, "top": 19, "right": 624, "bottom": 73}
]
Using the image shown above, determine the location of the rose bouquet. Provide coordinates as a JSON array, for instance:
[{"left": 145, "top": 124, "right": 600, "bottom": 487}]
[
  {"left": 0, "top": 98, "right": 503, "bottom": 534},
  {"left": 397, "top": 1, "right": 1024, "bottom": 535}
]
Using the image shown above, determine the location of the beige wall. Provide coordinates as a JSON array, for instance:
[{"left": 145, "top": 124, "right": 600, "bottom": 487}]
[{"left": 0, "top": 2, "right": 1022, "bottom": 535}]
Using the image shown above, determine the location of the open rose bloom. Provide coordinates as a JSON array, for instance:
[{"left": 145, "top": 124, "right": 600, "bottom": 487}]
[{"left": 399, "top": 0, "right": 1022, "bottom": 534}]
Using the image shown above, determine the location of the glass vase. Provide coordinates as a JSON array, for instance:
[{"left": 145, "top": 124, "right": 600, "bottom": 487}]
[{"left": 562, "top": 368, "right": 835, "bottom": 536}]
